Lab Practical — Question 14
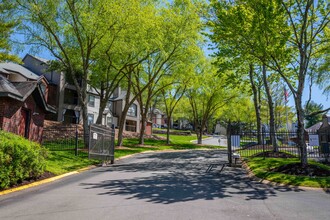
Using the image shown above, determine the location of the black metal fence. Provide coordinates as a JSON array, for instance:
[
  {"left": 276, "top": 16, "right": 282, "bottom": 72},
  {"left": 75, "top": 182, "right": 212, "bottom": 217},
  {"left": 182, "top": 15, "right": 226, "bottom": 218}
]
[
  {"left": 231, "top": 130, "right": 330, "bottom": 160},
  {"left": 42, "top": 125, "right": 86, "bottom": 152}
]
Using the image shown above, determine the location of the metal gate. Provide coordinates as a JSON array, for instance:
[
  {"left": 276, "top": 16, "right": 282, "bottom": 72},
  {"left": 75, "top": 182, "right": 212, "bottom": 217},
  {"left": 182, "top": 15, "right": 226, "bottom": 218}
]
[{"left": 88, "top": 124, "right": 115, "bottom": 163}]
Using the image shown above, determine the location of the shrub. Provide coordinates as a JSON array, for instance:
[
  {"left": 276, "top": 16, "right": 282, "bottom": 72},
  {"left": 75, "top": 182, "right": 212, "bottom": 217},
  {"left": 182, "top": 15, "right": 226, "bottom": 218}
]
[{"left": 0, "top": 130, "right": 48, "bottom": 190}]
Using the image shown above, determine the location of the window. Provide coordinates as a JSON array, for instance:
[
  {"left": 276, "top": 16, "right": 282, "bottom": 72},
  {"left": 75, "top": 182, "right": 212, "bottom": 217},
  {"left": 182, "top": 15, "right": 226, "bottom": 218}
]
[
  {"left": 88, "top": 114, "right": 94, "bottom": 125},
  {"left": 127, "top": 104, "right": 137, "bottom": 117},
  {"left": 88, "top": 95, "right": 95, "bottom": 107},
  {"left": 64, "top": 89, "right": 78, "bottom": 105}
]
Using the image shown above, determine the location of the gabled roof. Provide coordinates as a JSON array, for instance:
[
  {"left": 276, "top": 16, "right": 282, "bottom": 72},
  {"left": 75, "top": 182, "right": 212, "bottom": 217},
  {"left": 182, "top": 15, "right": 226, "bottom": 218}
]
[
  {"left": 0, "top": 62, "right": 39, "bottom": 80},
  {"left": 0, "top": 75, "right": 22, "bottom": 99},
  {"left": 306, "top": 122, "right": 322, "bottom": 132},
  {"left": 22, "top": 54, "right": 50, "bottom": 64},
  {"left": 111, "top": 90, "right": 127, "bottom": 101},
  {"left": 0, "top": 75, "right": 56, "bottom": 114}
]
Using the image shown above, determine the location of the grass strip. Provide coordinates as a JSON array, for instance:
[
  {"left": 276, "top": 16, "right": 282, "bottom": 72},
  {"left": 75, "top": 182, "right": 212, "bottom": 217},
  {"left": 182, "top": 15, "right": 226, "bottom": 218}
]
[{"left": 246, "top": 157, "right": 330, "bottom": 188}]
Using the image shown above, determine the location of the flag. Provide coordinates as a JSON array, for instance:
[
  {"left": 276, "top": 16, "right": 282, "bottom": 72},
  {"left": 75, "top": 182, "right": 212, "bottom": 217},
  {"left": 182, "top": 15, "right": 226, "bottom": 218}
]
[{"left": 284, "top": 87, "right": 289, "bottom": 102}]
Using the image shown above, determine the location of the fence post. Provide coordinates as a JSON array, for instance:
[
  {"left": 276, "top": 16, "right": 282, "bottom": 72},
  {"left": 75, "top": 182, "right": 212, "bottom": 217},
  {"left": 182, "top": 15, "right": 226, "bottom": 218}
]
[
  {"left": 88, "top": 124, "right": 91, "bottom": 159},
  {"left": 262, "top": 126, "right": 265, "bottom": 160},
  {"left": 75, "top": 124, "right": 78, "bottom": 156},
  {"left": 227, "top": 122, "right": 232, "bottom": 166},
  {"left": 110, "top": 124, "right": 115, "bottom": 164}
]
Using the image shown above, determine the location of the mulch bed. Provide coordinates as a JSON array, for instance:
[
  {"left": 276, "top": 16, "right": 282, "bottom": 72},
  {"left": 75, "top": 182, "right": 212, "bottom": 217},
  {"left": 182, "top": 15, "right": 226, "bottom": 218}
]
[
  {"left": 253, "top": 151, "right": 330, "bottom": 177},
  {"left": 271, "top": 163, "right": 330, "bottom": 177},
  {"left": 254, "top": 151, "right": 296, "bottom": 158}
]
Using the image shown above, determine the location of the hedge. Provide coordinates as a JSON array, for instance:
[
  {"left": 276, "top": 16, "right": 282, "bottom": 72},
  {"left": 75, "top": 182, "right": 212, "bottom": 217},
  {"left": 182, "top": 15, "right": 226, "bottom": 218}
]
[{"left": 0, "top": 130, "right": 48, "bottom": 190}]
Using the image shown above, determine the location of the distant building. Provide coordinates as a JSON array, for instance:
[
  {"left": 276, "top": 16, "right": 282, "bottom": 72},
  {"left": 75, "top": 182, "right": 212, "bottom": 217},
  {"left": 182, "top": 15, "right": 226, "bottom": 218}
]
[{"left": 318, "top": 114, "right": 330, "bottom": 144}]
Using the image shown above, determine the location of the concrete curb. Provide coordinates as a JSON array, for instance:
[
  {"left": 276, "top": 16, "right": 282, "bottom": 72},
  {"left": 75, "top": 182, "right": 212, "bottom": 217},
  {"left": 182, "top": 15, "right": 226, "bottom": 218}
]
[
  {"left": 241, "top": 160, "right": 329, "bottom": 192},
  {"left": 0, "top": 166, "right": 96, "bottom": 196}
]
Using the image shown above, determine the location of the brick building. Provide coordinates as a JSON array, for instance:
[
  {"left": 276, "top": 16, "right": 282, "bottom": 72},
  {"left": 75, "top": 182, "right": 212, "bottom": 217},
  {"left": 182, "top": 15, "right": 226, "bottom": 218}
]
[{"left": 0, "top": 65, "right": 56, "bottom": 143}]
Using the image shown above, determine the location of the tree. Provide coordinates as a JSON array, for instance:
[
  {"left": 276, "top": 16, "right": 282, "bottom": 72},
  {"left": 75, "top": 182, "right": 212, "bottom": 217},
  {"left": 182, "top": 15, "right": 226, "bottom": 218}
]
[
  {"left": 115, "top": 0, "right": 204, "bottom": 146},
  {"left": 186, "top": 59, "right": 237, "bottom": 144},
  {"left": 210, "top": 0, "right": 330, "bottom": 167},
  {"left": 160, "top": 68, "right": 193, "bottom": 144},
  {"left": 0, "top": 0, "right": 20, "bottom": 62},
  {"left": 17, "top": 0, "right": 119, "bottom": 145},
  {"left": 89, "top": 0, "right": 160, "bottom": 125},
  {"left": 270, "top": 0, "right": 330, "bottom": 167},
  {"left": 304, "top": 101, "right": 324, "bottom": 129},
  {"left": 209, "top": 0, "right": 288, "bottom": 150}
]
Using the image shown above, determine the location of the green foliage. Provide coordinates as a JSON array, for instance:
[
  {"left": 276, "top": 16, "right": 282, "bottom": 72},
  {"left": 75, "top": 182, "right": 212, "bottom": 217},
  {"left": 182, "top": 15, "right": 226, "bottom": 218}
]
[
  {"left": 45, "top": 151, "right": 100, "bottom": 175},
  {"left": 0, "top": 130, "right": 48, "bottom": 190},
  {"left": 116, "top": 134, "right": 221, "bottom": 158},
  {"left": 304, "top": 101, "right": 324, "bottom": 128},
  {"left": 0, "top": 0, "right": 20, "bottom": 62},
  {"left": 247, "top": 157, "right": 330, "bottom": 188}
]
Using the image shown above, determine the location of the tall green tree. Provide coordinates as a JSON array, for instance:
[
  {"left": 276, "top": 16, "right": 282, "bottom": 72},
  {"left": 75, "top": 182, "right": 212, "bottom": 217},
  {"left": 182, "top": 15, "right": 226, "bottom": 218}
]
[
  {"left": 186, "top": 60, "right": 237, "bottom": 144},
  {"left": 0, "top": 0, "right": 20, "bottom": 62},
  {"left": 209, "top": 0, "right": 288, "bottom": 150},
  {"left": 115, "top": 0, "right": 204, "bottom": 146},
  {"left": 88, "top": 0, "right": 159, "bottom": 125},
  {"left": 304, "top": 101, "right": 324, "bottom": 129},
  {"left": 270, "top": 0, "right": 330, "bottom": 167},
  {"left": 16, "top": 0, "right": 129, "bottom": 145}
]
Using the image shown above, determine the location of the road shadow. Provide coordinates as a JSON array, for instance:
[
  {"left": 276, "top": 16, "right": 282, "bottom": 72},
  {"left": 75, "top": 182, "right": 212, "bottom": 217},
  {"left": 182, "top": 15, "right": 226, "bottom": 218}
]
[{"left": 81, "top": 150, "right": 304, "bottom": 204}]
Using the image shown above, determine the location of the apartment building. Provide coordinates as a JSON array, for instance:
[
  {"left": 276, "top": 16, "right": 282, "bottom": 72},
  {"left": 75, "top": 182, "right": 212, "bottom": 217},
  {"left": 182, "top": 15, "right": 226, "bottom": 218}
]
[{"left": 22, "top": 54, "right": 141, "bottom": 132}]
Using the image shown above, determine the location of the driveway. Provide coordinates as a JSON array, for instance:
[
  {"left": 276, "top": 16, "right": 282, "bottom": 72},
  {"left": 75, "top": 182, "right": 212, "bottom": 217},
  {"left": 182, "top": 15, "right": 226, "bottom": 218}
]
[
  {"left": 192, "top": 135, "right": 228, "bottom": 146},
  {"left": 0, "top": 150, "right": 329, "bottom": 220}
]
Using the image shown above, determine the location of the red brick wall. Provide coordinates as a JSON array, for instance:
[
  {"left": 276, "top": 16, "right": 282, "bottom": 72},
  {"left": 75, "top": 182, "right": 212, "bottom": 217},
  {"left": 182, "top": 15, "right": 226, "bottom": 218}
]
[
  {"left": 0, "top": 96, "right": 46, "bottom": 143},
  {"left": 145, "top": 122, "right": 152, "bottom": 135}
]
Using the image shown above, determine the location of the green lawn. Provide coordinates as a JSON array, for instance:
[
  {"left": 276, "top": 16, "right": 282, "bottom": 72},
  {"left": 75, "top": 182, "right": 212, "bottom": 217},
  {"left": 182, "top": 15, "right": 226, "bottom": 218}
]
[
  {"left": 116, "top": 134, "right": 222, "bottom": 158},
  {"left": 246, "top": 157, "right": 330, "bottom": 188},
  {"left": 45, "top": 134, "right": 222, "bottom": 175},
  {"left": 45, "top": 151, "right": 100, "bottom": 175}
]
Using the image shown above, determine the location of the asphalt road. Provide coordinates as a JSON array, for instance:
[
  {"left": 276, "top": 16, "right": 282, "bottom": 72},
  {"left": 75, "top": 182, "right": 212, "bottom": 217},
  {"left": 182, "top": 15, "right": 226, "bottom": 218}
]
[
  {"left": 193, "top": 135, "right": 228, "bottom": 146},
  {"left": 0, "top": 150, "right": 329, "bottom": 220}
]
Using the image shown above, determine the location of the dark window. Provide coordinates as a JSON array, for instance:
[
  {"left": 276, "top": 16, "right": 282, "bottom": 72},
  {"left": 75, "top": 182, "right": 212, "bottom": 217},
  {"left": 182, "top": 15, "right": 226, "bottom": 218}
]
[
  {"left": 88, "top": 95, "right": 95, "bottom": 107},
  {"left": 64, "top": 89, "right": 78, "bottom": 105}
]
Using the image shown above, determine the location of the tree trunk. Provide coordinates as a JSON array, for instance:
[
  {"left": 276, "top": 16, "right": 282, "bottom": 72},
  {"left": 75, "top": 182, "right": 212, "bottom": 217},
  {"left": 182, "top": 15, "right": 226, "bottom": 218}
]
[
  {"left": 166, "top": 115, "right": 171, "bottom": 144},
  {"left": 227, "top": 121, "right": 232, "bottom": 165},
  {"left": 96, "top": 97, "right": 108, "bottom": 125},
  {"left": 81, "top": 103, "right": 89, "bottom": 148},
  {"left": 117, "top": 113, "right": 126, "bottom": 147},
  {"left": 249, "top": 64, "right": 262, "bottom": 144},
  {"left": 262, "top": 64, "right": 278, "bottom": 152},
  {"left": 197, "top": 128, "right": 203, "bottom": 144},
  {"left": 139, "top": 112, "right": 147, "bottom": 145},
  {"left": 296, "top": 54, "right": 308, "bottom": 167}
]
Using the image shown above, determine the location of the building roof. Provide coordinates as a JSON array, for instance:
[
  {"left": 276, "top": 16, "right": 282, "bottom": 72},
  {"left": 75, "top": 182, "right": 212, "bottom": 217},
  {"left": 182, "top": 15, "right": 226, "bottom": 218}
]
[
  {"left": 0, "top": 75, "right": 22, "bottom": 99},
  {"left": 13, "top": 81, "right": 39, "bottom": 100},
  {"left": 0, "top": 62, "right": 39, "bottom": 80},
  {"left": 111, "top": 90, "right": 127, "bottom": 101},
  {"left": 23, "top": 54, "right": 50, "bottom": 64},
  {"left": 306, "top": 122, "right": 323, "bottom": 132},
  {"left": 0, "top": 75, "right": 56, "bottom": 113}
]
